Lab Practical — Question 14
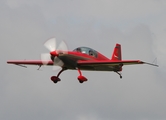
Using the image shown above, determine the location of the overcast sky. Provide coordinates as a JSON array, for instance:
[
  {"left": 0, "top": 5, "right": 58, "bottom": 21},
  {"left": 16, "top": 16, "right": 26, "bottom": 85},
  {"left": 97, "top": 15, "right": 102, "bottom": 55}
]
[{"left": 1, "top": 0, "right": 166, "bottom": 120}]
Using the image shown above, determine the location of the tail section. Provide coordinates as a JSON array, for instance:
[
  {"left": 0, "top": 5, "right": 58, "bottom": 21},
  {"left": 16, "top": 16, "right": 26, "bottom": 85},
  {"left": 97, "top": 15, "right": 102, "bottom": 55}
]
[{"left": 111, "top": 44, "right": 122, "bottom": 60}]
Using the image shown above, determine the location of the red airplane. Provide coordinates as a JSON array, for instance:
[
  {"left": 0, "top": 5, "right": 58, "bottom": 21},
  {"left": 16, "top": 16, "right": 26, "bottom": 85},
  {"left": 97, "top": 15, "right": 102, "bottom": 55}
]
[{"left": 7, "top": 38, "right": 158, "bottom": 83}]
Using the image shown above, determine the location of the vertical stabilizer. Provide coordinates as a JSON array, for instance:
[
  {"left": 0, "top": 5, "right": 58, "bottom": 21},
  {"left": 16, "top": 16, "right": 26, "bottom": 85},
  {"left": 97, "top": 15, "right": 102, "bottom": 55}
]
[{"left": 111, "top": 44, "right": 122, "bottom": 60}]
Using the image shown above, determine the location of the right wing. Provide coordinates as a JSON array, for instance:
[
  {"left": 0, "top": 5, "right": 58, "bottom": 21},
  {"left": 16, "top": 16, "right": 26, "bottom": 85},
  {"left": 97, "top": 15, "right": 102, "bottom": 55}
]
[{"left": 77, "top": 60, "right": 158, "bottom": 68}]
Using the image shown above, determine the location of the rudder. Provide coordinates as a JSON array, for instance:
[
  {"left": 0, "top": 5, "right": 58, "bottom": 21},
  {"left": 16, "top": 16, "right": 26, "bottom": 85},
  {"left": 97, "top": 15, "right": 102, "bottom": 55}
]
[{"left": 111, "top": 44, "right": 122, "bottom": 60}]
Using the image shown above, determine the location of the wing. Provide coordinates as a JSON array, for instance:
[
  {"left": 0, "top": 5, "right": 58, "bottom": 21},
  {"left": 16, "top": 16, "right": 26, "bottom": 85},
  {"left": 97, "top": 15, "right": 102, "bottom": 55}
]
[
  {"left": 7, "top": 60, "right": 53, "bottom": 67},
  {"left": 78, "top": 60, "right": 159, "bottom": 66},
  {"left": 77, "top": 60, "right": 158, "bottom": 71}
]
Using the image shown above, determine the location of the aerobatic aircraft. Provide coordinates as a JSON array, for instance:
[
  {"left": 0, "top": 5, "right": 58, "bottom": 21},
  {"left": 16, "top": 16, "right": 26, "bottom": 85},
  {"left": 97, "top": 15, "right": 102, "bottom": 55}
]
[{"left": 7, "top": 38, "right": 158, "bottom": 83}]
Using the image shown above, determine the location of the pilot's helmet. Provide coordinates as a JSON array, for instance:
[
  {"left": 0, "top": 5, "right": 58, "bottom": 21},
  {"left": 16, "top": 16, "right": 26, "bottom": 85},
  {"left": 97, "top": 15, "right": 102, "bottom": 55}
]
[
  {"left": 89, "top": 50, "right": 94, "bottom": 56},
  {"left": 76, "top": 48, "right": 81, "bottom": 52}
]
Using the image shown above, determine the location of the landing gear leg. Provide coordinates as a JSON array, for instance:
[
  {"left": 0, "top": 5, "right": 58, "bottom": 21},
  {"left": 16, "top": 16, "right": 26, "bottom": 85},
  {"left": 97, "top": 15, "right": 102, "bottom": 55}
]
[
  {"left": 51, "top": 68, "right": 66, "bottom": 83},
  {"left": 115, "top": 71, "right": 122, "bottom": 79},
  {"left": 76, "top": 67, "right": 87, "bottom": 83}
]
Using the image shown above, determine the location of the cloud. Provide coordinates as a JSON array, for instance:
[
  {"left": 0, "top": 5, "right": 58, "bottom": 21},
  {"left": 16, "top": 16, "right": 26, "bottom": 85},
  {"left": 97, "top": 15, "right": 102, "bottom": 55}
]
[{"left": 1, "top": 0, "right": 166, "bottom": 120}]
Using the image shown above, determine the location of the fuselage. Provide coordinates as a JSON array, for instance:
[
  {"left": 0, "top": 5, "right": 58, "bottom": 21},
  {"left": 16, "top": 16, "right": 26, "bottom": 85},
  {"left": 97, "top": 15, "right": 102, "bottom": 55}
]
[{"left": 57, "top": 47, "right": 114, "bottom": 71}]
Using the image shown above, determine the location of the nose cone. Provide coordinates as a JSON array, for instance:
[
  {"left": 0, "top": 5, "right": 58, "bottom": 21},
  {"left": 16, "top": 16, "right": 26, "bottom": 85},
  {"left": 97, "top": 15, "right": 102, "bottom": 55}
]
[{"left": 50, "top": 51, "right": 58, "bottom": 56}]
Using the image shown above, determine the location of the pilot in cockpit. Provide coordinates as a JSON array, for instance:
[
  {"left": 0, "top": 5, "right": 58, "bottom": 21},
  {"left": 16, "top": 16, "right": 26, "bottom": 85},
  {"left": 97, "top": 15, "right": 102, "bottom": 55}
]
[
  {"left": 89, "top": 50, "right": 95, "bottom": 57},
  {"left": 76, "top": 48, "right": 81, "bottom": 52}
]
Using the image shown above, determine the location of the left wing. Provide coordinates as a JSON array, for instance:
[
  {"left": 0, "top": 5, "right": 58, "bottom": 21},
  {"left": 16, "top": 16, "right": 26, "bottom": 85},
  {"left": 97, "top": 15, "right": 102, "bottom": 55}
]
[
  {"left": 77, "top": 60, "right": 158, "bottom": 67},
  {"left": 7, "top": 60, "right": 53, "bottom": 66}
]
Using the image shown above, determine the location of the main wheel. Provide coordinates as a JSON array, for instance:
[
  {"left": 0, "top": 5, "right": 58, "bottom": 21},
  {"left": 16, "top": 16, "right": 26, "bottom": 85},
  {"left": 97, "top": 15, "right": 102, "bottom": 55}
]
[
  {"left": 51, "top": 76, "right": 61, "bottom": 83},
  {"left": 77, "top": 75, "right": 87, "bottom": 83},
  {"left": 79, "top": 80, "right": 84, "bottom": 83}
]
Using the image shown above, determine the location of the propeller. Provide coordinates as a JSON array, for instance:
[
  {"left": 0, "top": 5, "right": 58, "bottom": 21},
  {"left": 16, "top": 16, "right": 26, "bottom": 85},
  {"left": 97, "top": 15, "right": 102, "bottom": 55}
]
[{"left": 41, "top": 37, "right": 68, "bottom": 70}]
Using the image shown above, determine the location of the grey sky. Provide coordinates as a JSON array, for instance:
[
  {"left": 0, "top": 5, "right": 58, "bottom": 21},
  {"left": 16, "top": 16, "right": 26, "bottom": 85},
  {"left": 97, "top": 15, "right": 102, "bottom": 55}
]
[{"left": 1, "top": 0, "right": 166, "bottom": 120}]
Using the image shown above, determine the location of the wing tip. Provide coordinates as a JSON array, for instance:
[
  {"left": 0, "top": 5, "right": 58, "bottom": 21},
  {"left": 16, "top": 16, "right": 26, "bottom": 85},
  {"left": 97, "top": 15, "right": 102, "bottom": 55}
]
[{"left": 143, "top": 62, "right": 159, "bottom": 67}]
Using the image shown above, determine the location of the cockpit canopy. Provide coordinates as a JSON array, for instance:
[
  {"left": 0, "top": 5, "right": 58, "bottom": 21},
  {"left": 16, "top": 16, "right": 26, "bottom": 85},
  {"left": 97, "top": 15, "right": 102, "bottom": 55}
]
[{"left": 73, "top": 47, "right": 97, "bottom": 58}]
